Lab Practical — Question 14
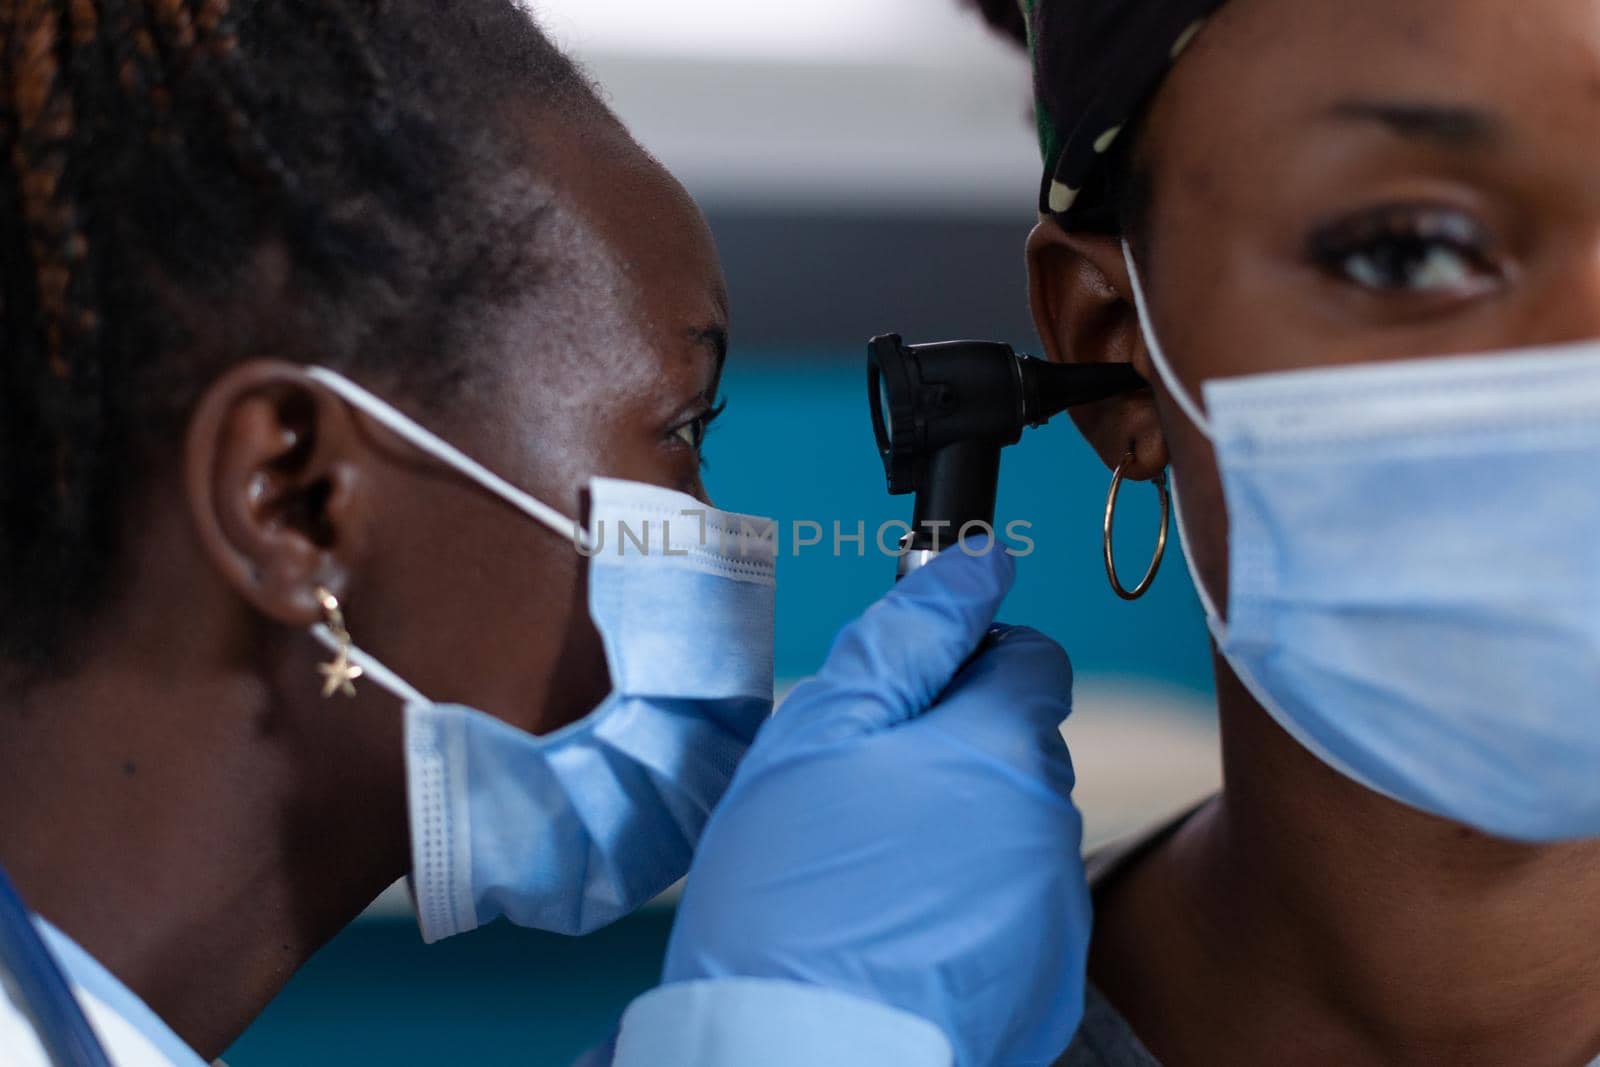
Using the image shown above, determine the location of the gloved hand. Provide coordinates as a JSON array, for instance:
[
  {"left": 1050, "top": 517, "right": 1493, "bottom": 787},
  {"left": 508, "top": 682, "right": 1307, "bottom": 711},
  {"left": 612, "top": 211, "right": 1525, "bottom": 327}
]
[{"left": 661, "top": 544, "right": 1091, "bottom": 1067}]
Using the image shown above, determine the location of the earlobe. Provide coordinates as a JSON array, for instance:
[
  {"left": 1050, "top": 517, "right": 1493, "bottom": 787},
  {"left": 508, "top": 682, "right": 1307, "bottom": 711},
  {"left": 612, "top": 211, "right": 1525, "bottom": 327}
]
[
  {"left": 184, "top": 360, "right": 367, "bottom": 628},
  {"left": 1025, "top": 219, "right": 1169, "bottom": 480}
]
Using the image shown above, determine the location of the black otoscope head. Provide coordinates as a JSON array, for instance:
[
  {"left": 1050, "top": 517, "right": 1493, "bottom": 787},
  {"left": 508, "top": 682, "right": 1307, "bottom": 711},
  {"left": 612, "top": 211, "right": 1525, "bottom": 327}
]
[{"left": 867, "top": 334, "right": 1146, "bottom": 575}]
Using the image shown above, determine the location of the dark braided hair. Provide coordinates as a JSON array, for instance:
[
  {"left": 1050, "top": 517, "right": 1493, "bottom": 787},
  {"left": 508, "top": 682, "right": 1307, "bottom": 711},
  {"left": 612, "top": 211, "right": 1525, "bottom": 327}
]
[{"left": 0, "top": 0, "right": 611, "bottom": 674}]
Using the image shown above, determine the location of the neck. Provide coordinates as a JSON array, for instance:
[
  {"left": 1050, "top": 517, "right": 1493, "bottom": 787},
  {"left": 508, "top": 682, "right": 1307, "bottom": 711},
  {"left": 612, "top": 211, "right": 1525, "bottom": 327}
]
[
  {"left": 0, "top": 655, "right": 409, "bottom": 1059},
  {"left": 1095, "top": 659, "right": 1600, "bottom": 1066}
]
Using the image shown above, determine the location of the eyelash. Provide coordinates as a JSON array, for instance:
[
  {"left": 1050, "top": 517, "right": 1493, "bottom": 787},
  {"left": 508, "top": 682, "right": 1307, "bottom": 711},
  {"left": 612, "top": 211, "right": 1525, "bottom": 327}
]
[
  {"left": 671, "top": 397, "right": 727, "bottom": 467},
  {"left": 1307, "top": 205, "right": 1505, "bottom": 297}
]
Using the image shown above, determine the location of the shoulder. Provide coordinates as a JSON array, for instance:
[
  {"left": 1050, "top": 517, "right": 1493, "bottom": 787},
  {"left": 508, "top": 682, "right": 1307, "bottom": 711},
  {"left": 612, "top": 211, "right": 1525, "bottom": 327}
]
[
  {"left": 13, "top": 916, "right": 201, "bottom": 1067},
  {"left": 1083, "top": 800, "right": 1207, "bottom": 892},
  {"left": 1054, "top": 983, "right": 1162, "bottom": 1067},
  {"left": 1054, "top": 800, "right": 1218, "bottom": 1067}
]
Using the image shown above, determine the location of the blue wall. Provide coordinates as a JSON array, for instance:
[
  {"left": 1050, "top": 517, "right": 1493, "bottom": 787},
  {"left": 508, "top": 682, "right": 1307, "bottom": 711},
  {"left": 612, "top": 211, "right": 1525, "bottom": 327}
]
[{"left": 711, "top": 352, "right": 1214, "bottom": 691}]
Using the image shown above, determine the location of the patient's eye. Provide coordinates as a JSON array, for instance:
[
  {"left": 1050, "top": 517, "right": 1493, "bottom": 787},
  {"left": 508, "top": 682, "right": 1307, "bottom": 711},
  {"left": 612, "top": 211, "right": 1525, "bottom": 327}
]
[{"left": 1308, "top": 205, "right": 1505, "bottom": 298}]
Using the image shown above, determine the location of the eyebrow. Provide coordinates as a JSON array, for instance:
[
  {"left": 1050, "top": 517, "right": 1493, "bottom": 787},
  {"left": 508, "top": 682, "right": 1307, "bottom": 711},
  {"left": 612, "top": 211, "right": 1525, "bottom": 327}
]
[{"left": 1325, "top": 99, "right": 1505, "bottom": 148}]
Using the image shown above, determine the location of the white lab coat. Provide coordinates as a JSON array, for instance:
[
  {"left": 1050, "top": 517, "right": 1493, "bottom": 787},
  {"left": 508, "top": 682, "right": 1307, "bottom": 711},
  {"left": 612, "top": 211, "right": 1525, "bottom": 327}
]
[{"left": 2, "top": 981, "right": 180, "bottom": 1067}]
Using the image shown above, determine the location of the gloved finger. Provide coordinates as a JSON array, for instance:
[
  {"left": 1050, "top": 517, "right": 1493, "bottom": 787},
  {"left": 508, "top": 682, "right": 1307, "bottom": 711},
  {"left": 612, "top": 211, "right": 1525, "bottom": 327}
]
[
  {"left": 937, "top": 625, "right": 1074, "bottom": 731},
  {"left": 807, "top": 543, "right": 1015, "bottom": 736},
  {"left": 920, "top": 626, "right": 1079, "bottom": 801}
]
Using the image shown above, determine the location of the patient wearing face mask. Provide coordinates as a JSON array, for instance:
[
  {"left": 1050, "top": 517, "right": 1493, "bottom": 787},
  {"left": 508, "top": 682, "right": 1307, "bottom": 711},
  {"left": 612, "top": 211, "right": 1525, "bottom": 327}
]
[{"left": 969, "top": 0, "right": 1600, "bottom": 1064}]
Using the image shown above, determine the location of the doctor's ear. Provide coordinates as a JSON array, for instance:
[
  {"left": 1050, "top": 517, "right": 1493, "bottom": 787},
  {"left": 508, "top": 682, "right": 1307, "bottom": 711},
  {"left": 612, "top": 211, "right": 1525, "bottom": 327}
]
[
  {"left": 184, "top": 360, "right": 372, "bottom": 628},
  {"left": 1026, "top": 218, "right": 1168, "bottom": 481}
]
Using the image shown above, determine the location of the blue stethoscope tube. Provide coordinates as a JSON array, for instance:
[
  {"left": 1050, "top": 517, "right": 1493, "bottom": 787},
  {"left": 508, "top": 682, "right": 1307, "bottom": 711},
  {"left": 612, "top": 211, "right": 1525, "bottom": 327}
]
[{"left": 0, "top": 864, "right": 113, "bottom": 1067}]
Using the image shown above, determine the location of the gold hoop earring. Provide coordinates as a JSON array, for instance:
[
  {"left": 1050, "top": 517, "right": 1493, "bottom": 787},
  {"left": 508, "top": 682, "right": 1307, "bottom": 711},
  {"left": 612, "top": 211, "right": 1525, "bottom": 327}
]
[
  {"left": 315, "top": 586, "right": 364, "bottom": 698},
  {"left": 1103, "top": 455, "right": 1170, "bottom": 601}
]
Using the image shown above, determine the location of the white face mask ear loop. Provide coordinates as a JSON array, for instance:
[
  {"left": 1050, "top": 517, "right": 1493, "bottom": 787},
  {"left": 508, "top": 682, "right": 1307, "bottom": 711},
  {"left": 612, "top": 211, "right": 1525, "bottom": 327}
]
[
  {"left": 1119, "top": 241, "right": 1226, "bottom": 626},
  {"left": 312, "top": 624, "right": 429, "bottom": 706},
  {"left": 1120, "top": 239, "right": 1213, "bottom": 439},
  {"left": 303, "top": 366, "right": 593, "bottom": 554},
  {"left": 1164, "top": 476, "right": 1225, "bottom": 627}
]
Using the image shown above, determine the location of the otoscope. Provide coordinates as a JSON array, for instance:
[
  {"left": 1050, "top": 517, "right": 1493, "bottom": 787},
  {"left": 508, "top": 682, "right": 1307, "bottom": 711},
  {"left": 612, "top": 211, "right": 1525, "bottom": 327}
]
[{"left": 868, "top": 334, "right": 1146, "bottom": 578}]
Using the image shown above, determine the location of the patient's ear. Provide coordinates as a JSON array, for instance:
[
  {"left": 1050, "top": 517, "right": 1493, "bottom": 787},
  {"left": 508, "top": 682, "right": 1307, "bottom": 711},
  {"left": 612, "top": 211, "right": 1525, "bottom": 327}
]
[{"left": 1026, "top": 219, "right": 1168, "bottom": 481}]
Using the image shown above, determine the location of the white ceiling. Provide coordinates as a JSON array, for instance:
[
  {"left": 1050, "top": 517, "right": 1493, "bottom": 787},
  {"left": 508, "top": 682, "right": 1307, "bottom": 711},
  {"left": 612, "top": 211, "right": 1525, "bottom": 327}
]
[
  {"left": 520, "top": 1, "right": 1042, "bottom": 215},
  {"left": 528, "top": 0, "right": 1019, "bottom": 64}
]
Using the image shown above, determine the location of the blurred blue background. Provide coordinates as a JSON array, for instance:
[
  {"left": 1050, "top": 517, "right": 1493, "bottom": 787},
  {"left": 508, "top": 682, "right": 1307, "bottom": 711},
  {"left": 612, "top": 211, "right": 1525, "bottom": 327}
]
[
  {"left": 225, "top": 4, "right": 1220, "bottom": 1063},
  {"left": 705, "top": 352, "right": 1213, "bottom": 690}
]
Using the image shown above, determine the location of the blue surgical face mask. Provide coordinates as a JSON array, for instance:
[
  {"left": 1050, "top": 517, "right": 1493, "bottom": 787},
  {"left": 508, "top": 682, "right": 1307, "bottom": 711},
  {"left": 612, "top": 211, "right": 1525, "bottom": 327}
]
[
  {"left": 1124, "top": 242, "right": 1600, "bottom": 843},
  {"left": 304, "top": 368, "right": 777, "bottom": 939}
]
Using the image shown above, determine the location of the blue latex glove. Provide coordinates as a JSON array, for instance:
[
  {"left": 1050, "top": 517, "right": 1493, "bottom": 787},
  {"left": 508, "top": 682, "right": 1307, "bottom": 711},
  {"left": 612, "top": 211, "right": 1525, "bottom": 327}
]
[{"left": 661, "top": 545, "right": 1091, "bottom": 1067}]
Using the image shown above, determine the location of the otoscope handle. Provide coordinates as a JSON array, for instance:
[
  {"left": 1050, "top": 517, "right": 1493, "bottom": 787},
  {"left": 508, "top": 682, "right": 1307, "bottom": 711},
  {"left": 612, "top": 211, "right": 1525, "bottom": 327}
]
[{"left": 898, "top": 440, "right": 1002, "bottom": 579}]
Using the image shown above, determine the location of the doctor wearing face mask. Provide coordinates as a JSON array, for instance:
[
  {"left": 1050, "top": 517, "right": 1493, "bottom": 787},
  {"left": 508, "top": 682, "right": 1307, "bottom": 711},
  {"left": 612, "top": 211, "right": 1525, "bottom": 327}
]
[{"left": 0, "top": 4, "right": 1091, "bottom": 1067}]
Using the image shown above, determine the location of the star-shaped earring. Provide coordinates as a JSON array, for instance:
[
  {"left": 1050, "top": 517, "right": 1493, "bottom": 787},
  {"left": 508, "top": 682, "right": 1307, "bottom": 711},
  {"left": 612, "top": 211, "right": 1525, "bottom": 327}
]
[
  {"left": 318, "top": 649, "right": 364, "bottom": 699},
  {"left": 314, "top": 585, "right": 362, "bottom": 699}
]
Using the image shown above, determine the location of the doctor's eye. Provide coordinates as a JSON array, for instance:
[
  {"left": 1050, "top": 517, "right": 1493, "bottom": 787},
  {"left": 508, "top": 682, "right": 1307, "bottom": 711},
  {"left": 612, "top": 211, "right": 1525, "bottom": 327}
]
[
  {"left": 1307, "top": 205, "right": 1505, "bottom": 298},
  {"left": 669, "top": 397, "right": 726, "bottom": 464}
]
